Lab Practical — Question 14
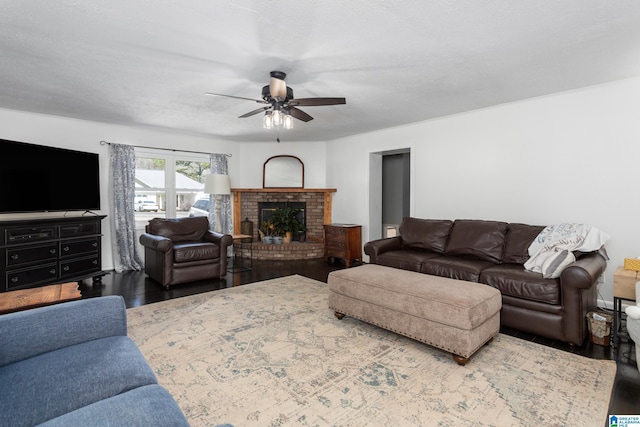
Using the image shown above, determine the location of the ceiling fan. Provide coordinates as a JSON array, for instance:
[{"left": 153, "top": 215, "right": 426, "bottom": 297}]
[{"left": 205, "top": 71, "right": 346, "bottom": 128}]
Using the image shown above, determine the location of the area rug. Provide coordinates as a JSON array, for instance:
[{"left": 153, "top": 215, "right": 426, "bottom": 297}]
[{"left": 127, "top": 275, "right": 616, "bottom": 427}]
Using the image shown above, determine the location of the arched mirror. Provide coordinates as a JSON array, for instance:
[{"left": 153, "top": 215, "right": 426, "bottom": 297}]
[{"left": 263, "top": 155, "right": 304, "bottom": 188}]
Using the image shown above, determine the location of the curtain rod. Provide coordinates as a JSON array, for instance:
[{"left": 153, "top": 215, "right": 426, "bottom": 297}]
[{"left": 99, "top": 140, "right": 231, "bottom": 157}]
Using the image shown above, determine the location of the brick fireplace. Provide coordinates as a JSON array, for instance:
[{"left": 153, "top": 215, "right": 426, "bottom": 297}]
[{"left": 231, "top": 188, "right": 336, "bottom": 260}]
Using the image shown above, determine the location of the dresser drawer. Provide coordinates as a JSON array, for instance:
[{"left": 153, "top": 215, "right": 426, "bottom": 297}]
[
  {"left": 6, "top": 243, "right": 58, "bottom": 267},
  {"left": 6, "top": 263, "right": 58, "bottom": 290},
  {"left": 60, "top": 256, "right": 100, "bottom": 279},
  {"left": 60, "top": 238, "right": 100, "bottom": 258}
]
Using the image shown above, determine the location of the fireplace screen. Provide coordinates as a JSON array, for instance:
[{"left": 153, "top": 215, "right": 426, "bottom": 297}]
[{"left": 258, "top": 202, "right": 306, "bottom": 241}]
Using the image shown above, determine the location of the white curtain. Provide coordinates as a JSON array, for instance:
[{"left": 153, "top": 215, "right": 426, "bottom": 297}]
[
  {"left": 209, "top": 153, "right": 232, "bottom": 234},
  {"left": 109, "top": 143, "right": 143, "bottom": 272}
]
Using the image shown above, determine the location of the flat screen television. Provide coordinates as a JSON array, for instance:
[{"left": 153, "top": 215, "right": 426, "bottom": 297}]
[{"left": 0, "top": 138, "right": 100, "bottom": 213}]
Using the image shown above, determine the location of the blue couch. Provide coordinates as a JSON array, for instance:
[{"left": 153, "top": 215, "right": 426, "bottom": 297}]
[{"left": 0, "top": 296, "right": 210, "bottom": 426}]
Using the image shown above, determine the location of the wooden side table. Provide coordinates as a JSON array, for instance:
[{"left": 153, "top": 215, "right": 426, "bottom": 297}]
[
  {"left": 324, "top": 224, "right": 362, "bottom": 268},
  {"left": 0, "top": 282, "right": 81, "bottom": 315},
  {"left": 612, "top": 267, "right": 638, "bottom": 347}
]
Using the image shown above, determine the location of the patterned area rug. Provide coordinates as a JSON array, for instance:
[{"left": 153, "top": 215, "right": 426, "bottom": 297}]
[{"left": 127, "top": 275, "right": 616, "bottom": 427}]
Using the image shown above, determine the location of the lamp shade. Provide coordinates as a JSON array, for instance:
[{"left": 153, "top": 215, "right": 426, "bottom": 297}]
[{"left": 204, "top": 174, "right": 231, "bottom": 195}]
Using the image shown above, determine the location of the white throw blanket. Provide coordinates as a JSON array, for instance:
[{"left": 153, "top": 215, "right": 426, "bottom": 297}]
[{"left": 524, "top": 223, "right": 610, "bottom": 274}]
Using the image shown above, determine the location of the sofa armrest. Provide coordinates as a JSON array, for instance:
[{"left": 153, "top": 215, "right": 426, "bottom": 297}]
[
  {"left": 559, "top": 252, "right": 607, "bottom": 345},
  {"left": 139, "top": 233, "right": 173, "bottom": 252},
  {"left": 560, "top": 252, "right": 607, "bottom": 290},
  {"left": 363, "top": 236, "right": 402, "bottom": 263},
  {"left": 0, "top": 296, "right": 127, "bottom": 367}
]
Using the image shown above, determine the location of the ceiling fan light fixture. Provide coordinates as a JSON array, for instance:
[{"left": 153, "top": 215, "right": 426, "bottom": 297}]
[
  {"left": 263, "top": 111, "right": 273, "bottom": 129},
  {"left": 283, "top": 113, "right": 293, "bottom": 130},
  {"left": 272, "top": 108, "right": 283, "bottom": 126}
]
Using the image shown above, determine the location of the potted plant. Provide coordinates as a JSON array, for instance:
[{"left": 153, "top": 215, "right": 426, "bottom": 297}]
[
  {"left": 270, "top": 206, "right": 306, "bottom": 244},
  {"left": 259, "top": 220, "right": 276, "bottom": 244}
]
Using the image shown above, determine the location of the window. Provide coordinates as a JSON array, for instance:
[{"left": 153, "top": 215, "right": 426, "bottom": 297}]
[{"left": 134, "top": 148, "right": 210, "bottom": 229}]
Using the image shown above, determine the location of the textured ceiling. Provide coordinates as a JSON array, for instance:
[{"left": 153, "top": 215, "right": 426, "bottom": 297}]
[{"left": 1, "top": 1, "right": 640, "bottom": 142}]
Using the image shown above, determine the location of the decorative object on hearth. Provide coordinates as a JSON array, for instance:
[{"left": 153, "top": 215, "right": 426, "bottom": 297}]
[
  {"left": 259, "top": 220, "right": 275, "bottom": 244},
  {"left": 206, "top": 71, "right": 346, "bottom": 130},
  {"left": 205, "top": 174, "right": 231, "bottom": 233}
]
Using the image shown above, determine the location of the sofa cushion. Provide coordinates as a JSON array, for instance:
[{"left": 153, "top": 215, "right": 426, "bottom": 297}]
[
  {"left": 147, "top": 217, "right": 208, "bottom": 242},
  {"left": 174, "top": 242, "right": 220, "bottom": 262},
  {"left": 399, "top": 217, "right": 453, "bottom": 253},
  {"left": 420, "top": 256, "right": 495, "bottom": 282},
  {"left": 38, "top": 385, "right": 190, "bottom": 427},
  {"left": 0, "top": 336, "right": 158, "bottom": 427},
  {"left": 479, "top": 264, "right": 561, "bottom": 305},
  {"left": 502, "top": 223, "right": 545, "bottom": 264},
  {"left": 445, "top": 220, "right": 508, "bottom": 263},
  {"left": 375, "top": 248, "right": 441, "bottom": 272}
]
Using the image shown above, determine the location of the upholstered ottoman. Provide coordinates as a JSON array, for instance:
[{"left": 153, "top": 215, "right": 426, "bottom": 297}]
[{"left": 328, "top": 264, "right": 501, "bottom": 365}]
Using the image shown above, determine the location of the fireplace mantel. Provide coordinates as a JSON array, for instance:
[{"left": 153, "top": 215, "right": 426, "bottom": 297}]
[{"left": 231, "top": 188, "right": 337, "bottom": 237}]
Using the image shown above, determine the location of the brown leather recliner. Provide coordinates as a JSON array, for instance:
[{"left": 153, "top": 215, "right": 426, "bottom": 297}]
[{"left": 139, "top": 217, "right": 233, "bottom": 289}]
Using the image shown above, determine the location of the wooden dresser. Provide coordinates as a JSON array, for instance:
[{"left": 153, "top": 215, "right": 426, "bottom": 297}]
[{"left": 324, "top": 224, "right": 362, "bottom": 267}]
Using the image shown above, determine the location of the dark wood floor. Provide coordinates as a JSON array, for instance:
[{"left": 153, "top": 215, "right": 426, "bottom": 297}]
[{"left": 79, "top": 258, "right": 640, "bottom": 420}]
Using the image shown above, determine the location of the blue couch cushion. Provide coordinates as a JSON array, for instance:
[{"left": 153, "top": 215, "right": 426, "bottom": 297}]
[
  {"left": 38, "top": 384, "right": 189, "bottom": 427},
  {"left": 0, "top": 296, "right": 127, "bottom": 367},
  {"left": 0, "top": 336, "right": 158, "bottom": 427}
]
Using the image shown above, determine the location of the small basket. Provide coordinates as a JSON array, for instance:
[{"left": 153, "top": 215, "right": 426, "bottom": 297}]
[
  {"left": 624, "top": 258, "right": 640, "bottom": 271},
  {"left": 586, "top": 311, "right": 613, "bottom": 346}
]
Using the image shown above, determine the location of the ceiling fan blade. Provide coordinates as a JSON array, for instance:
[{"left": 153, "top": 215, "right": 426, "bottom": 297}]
[
  {"left": 239, "top": 106, "right": 271, "bottom": 118},
  {"left": 289, "top": 107, "right": 314, "bottom": 122},
  {"left": 288, "top": 97, "right": 346, "bottom": 106},
  {"left": 205, "top": 92, "right": 268, "bottom": 104},
  {"left": 269, "top": 77, "right": 287, "bottom": 101}
]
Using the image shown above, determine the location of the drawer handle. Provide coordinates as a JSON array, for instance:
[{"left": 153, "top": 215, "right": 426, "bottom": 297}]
[
  {"left": 10, "top": 254, "right": 18, "bottom": 260},
  {"left": 63, "top": 266, "right": 70, "bottom": 272},
  {"left": 92, "top": 260, "right": 98, "bottom": 265},
  {"left": 11, "top": 277, "right": 18, "bottom": 283},
  {"left": 92, "top": 242, "right": 98, "bottom": 247},
  {"left": 63, "top": 246, "right": 70, "bottom": 252},
  {"left": 50, "top": 249, "right": 56, "bottom": 254},
  {"left": 49, "top": 269, "right": 56, "bottom": 275}
]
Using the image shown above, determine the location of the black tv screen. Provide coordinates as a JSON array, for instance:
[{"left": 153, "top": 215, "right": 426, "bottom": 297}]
[{"left": 0, "top": 139, "right": 100, "bottom": 213}]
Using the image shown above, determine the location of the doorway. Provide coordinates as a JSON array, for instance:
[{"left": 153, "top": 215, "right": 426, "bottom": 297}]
[{"left": 368, "top": 149, "right": 411, "bottom": 241}]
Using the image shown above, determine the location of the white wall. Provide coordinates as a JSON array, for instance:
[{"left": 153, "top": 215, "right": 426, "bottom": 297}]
[
  {"left": 327, "top": 76, "right": 640, "bottom": 305},
  {"left": 0, "top": 108, "right": 327, "bottom": 270},
  {"left": 229, "top": 141, "right": 327, "bottom": 189}
]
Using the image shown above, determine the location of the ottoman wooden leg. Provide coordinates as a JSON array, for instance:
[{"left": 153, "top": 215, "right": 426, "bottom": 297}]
[
  {"left": 452, "top": 354, "right": 470, "bottom": 366},
  {"left": 334, "top": 311, "right": 345, "bottom": 319},
  {"left": 452, "top": 337, "right": 494, "bottom": 366}
]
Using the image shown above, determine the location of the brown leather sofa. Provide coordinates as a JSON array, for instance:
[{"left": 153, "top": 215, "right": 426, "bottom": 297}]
[
  {"left": 139, "top": 217, "right": 233, "bottom": 289},
  {"left": 364, "top": 218, "right": 607, "bottom": 346}
]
